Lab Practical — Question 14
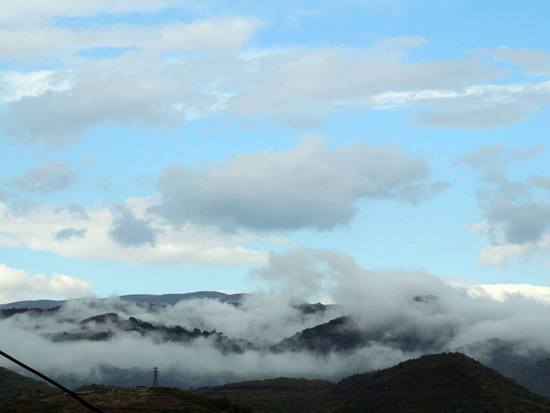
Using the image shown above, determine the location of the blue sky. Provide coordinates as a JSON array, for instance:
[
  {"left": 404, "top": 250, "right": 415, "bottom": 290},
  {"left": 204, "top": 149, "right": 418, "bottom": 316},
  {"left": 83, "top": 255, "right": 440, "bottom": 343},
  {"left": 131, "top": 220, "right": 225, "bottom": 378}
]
[{"left": 0, "top": 0, "right": 549, "bottom": 302}]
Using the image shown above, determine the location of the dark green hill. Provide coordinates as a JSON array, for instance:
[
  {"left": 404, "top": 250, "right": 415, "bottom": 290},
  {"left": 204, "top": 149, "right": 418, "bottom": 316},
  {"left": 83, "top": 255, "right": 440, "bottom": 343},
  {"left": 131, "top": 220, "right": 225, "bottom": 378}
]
[
  {"left": 200, "top": 353, "right": 550, "bottom": 413},
  {"left": 199, "top": 377, "right": 337, "bottom": 413},
  {"left": 461, "top": 338, "right": 550, "bottom": 398},
  {"left": 334, "top": 352, "right": 550, "bottom": 412},
  {"left": 0, "top": 366, "right": 58, "bottom": 402},
  {"left": 271, "top": 315, "right": 448, "bottom": 354}
]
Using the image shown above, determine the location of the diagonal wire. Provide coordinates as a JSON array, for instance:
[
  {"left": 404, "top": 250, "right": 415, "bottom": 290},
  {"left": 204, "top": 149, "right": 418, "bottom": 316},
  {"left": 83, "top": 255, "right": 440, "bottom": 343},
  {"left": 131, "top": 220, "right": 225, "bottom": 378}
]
[{"left": 0, "top": 349, "right": 105, "bottom": 413}]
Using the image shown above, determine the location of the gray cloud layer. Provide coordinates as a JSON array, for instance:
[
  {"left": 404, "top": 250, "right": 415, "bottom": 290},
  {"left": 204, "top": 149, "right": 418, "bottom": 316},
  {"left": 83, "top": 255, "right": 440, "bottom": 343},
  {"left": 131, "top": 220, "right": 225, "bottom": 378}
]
[
  {"left": 110, "top": 208, "right": 158, "bottom": 247},
  {"left": 9, "top": 161, "right": 75, "bottom": 194},
  {"left": 456, "top": 145, "right": 550, "bottom": 264},
  {"left": 489, "top": 201, "right": 550, "bottom": 244},
  {"left": 3, "top": 17, "right": 550, "bottom": 146},
  {"left": 55, "top": 227, "right": 87, "bottom": 241},
  {"left": 156, "top": 139, "right": 445, "bottom": 231}
]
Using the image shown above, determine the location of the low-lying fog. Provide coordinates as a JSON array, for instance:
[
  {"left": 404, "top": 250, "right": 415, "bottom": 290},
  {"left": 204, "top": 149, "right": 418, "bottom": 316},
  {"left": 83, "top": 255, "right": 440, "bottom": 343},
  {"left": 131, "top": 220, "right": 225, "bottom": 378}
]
[{"left": 2, "top": 250, "right": 550, "bottom": 388}]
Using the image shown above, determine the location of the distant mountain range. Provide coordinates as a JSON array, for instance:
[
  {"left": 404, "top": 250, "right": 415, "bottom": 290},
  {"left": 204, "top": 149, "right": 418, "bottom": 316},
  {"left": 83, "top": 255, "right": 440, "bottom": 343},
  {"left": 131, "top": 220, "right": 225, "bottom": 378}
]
[
  {"left": 0, "top": 291, "right": 247, "bottom": 309},
  {"left": 2, "top": 353, "right": 550, "bottom": 412},
  {"left": 2, "top": 291, "right": 550, "bottom": 402},
  {"left": 269, "top": 314, "right": 550, "bottom": 399}
]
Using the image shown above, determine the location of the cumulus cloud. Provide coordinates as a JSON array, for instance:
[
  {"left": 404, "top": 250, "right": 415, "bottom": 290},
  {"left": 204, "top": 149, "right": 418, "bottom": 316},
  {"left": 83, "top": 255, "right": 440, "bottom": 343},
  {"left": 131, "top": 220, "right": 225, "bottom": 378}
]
[
  {"left": 0, "top": 18, "right": 263, "bottom": 64},
  {"left": 477, "top": 234, "right": 550, "bottom": 267},
  {"left": 0, "top": 138, "right": 444, "bottom": 265},
  {"left": 9, "top": 161, "right": 76, "bottom": 194},
  {"left": 0, "top": 1, "right": 181, "bottom": 24},
  {"left": 0, "top": 199, "right": 267, "bottom": 267},
  {"left": 490, "top": 47, "right": 550, "bottom": 76},
  {"left": 230, "top": 45, "right": 499, "bottom": 127},
  {"left": 4, "top": 23, "right": 549, "bottom": 146},
  {"left": 0, "top": 70, "right": 70, "bottom": 104},
  {"left": 4, "top": 56, "right": 228, "bottom": 146},
  {"left": 110, "top": 208, "right": 158, "bottom": 247},
  {"left": 457, "top": 145, "right": 550, "bottom": 266},
  {"left": 157, "top": 138, "right": 445, "bottom": 231},
  {"left": 0, "top": 16, "right": 262, "bottom": 146},
  {"left": 488, "top": 201, "right": 550, "bottom": 244},
  {"left": 0, "top": 263, "right": 92, "bottom": 304}
]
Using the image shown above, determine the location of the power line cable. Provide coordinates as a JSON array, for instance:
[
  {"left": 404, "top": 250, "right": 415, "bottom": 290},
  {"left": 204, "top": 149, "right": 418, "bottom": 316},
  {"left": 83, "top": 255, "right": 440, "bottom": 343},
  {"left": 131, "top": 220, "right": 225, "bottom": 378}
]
[{"left": 0, "top": 349, "right": 105, "bottom": 413}]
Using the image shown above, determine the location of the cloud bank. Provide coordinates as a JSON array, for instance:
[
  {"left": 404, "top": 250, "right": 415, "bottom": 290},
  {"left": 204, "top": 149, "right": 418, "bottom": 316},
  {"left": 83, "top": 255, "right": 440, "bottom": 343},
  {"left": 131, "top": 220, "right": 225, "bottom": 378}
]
[
  {"left": 0, "top": 139, "right": 443, "bottom": 266},
  {"left": 2, "top": 6, "right": 550, "bottom": 147},
  {"left": 457, "top": 145, "right": 550, "bottom": 266},
  {"left": 2, "top": 250, "right": 550, "bottom": 388},
  {"left": 0, "top": 263, "right": 92, "bottom": 304},
  {"left": 157, "top": 138, "right": 445, "bottom": 231}
]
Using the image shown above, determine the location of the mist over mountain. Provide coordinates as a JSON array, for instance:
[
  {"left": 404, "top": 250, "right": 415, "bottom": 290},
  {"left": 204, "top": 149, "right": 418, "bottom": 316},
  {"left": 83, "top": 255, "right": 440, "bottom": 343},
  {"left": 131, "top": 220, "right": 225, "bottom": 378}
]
[
  {"left": 3, "top": 353, "right": 550, "bottom": 413},
  {"left": 2, "top": 251, "right": 550, "bottom": 396}
]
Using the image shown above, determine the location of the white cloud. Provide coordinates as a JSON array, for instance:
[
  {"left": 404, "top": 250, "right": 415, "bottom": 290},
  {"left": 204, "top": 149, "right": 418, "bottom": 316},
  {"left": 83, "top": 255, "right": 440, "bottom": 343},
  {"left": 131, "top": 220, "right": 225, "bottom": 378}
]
[
  {"left": 414, "top": 82, "right": 550, "bottom": 128},
  {"left": 479, "top": 235, "right": 550, "bottom": 267},
  {"left": 0, "top": 18, "right": 263, "bottom": 63},
  {"left": 490, "top": 47, "right": 550, "bottom": 76},
  {"left": 472, "top": 283, "right": 550, "bottom": 304},
  {"left": 0, "top": 70, "right": 71, "bottom": 104},
  {"left": 0, "top": 263, "right": 92, "bottom": 304},
  {"left": 456, "top": 145, "right": 550, "bottom": 266},
  {"left": 9, "top": 161, "right": 76, "bottom": 194},
  {"left": 229, "top": 46, "right": 499, "bottom": 127},
  {"left": 156, "top": 138, "right": 446, "bottom": 231},
  {"left": 0, "top": 1, "right": 181, "bottom": 24},
  {"left": 0, "top": 138, "right": 444, "bottom": 265},
  {"left": 0, "top": 31, "right": 528, "bottom": 146},
  {"left": 0, "top": 200, "right": 268, "bottom": 267},
  {"left": 0, "top": 16, "right": 262, "bottom": 146},
  {"left": 254, "top": 249, "right": 550, "bottom": 351},
  {"left": 0, "top": 6, "right": 549, "bottom": 144},
  {"left": 371, "top": 81, "right": 550, "bottom": 128}
]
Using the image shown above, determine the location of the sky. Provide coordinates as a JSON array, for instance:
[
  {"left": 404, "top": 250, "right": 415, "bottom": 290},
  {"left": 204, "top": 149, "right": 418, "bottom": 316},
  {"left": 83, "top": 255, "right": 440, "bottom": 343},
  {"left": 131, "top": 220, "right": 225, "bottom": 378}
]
[{"left": 0, "top": 0, "right": 549, "bottom": 303}]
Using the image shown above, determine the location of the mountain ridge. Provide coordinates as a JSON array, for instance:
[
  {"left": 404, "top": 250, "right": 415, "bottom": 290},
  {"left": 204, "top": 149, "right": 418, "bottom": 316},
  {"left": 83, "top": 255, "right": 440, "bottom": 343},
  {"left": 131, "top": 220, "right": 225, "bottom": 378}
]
[
  {"left": 0, "top": 291, "right": 248, "bottom": 310},
  {"left": 3, "top": 352, "right": 550, "bottom": 412}
]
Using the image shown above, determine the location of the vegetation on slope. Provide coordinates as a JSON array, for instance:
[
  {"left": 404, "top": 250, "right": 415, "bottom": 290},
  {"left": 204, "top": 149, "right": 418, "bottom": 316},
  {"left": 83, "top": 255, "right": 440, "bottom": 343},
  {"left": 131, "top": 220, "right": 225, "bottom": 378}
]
[
  {"left": 201, "top": 353, "right": 550, "bottom": 413},
  {"left": 1, "top": 387, "right": 251, "bottom": 413},
  {"left": 333, "top": 352, "right": 550, "bottom": 412},
  {"left": 3, "top": 352, "right": 550, "bottom": 412},
  {"left": 0, "top": 366, "right": 58, "bottom": 402}
]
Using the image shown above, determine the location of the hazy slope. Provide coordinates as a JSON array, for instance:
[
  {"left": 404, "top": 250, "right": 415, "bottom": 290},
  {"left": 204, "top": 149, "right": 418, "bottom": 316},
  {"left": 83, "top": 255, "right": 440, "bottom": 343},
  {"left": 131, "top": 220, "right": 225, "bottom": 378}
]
[
  {"left": 200, "top": 353, "right": 550, "bottom": 413},
  {"left": 0, "top": 367, "right": 58, "bottom": 402}
]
